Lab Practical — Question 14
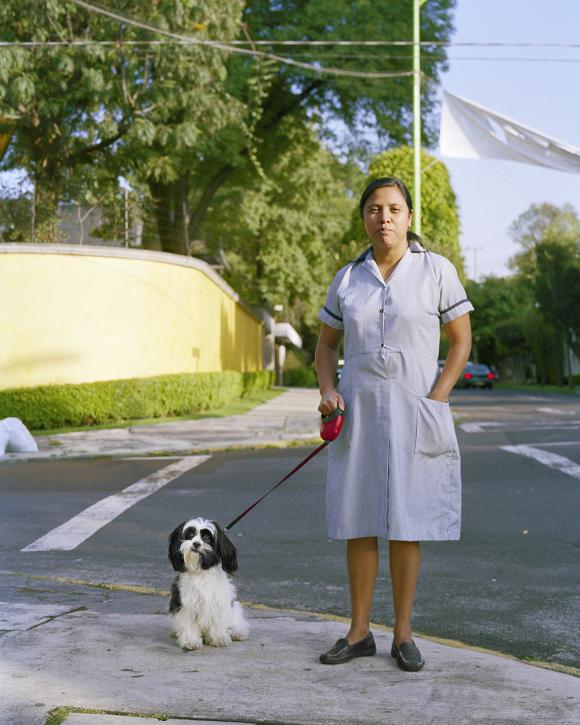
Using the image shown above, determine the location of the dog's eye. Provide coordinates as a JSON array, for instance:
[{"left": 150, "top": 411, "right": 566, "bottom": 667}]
[
  {"left": 201, "top": 530, "right": 213, "bottom": 543},
  {"left": 184, "top": 528, "right": 196, "bottom": 539}
]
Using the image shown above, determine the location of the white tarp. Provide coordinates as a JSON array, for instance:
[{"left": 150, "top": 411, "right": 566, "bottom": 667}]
[
  {"left": 0, "top": 417, "right": 38, "bottom": 456},
  {"left": 440, "top": 90, "right": 580, "bottom": 173}
]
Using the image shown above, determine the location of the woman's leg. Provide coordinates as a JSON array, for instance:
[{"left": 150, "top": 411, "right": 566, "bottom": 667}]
[
  {"left": 389, "top": 540, "right": 420, "bottom": 646},
  {"left": 345, "top": 536, "right": 378, "bottom": 643}
]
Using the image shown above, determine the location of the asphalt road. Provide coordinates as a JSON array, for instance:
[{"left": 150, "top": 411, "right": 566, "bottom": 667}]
[{"left": 1, "top": 389, "right": 579, "bottom": 669}]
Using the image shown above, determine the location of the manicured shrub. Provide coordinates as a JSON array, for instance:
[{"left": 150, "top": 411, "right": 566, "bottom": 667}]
[
  {"left": 283, "top": 367, "right": 319, "bottom": 388},
  {"left": 0, "top": 370, "right": 274, "bottom": 431}
]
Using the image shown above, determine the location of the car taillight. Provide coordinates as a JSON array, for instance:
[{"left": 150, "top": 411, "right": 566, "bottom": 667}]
[
  {"left": 464, "top": 373, "right": 472, "bottom": 379},
  {"left": 487, "top": 373, "right": 494, "bottom": 379}
]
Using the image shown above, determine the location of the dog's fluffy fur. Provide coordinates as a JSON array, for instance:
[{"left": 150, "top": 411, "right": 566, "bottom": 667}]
[{"left": 168, "top": 517, "right": 249, "bottom": 650}]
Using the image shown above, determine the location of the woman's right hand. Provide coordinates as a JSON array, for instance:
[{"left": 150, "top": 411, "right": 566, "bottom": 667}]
[{"left": 318, "top": 388, "right": 345, "bottom": 416}]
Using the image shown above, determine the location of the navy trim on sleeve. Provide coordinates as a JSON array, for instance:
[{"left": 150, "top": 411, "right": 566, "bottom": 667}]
[
  {"left": 323, "top": 306, "right": 343, "bottom": 322},
  {"left": 440, "top": 298, "right": 469, "bottom": 315}
]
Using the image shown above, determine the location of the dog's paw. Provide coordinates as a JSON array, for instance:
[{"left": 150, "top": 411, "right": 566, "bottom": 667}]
[
  {"left": 230, "top": 628, "right": 249, "bottom": 641},
  {"left": 205, "top": 632, "right": 232, "bottom": 647},
  {"left": 179, "top": 637, "right": 203, "bottom": 651}
]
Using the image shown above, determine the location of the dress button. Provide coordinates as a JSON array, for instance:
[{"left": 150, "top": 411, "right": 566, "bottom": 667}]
[
  {"left": 379, "top": 308, "right": 384, "bottom": 313},
  {"left": 380, "top": 344, "right": 384, "bottom": 348}
]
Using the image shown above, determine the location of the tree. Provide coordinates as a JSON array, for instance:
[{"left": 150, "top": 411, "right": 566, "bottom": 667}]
[
  {"left": 339, "top": 146, "right": 465, "bottom": 276},
  {"left": 533, "top": 241, "right": 580, "bottom": 385},
  {"left": 508, "top": 202, "right": 580, "bottom": 278},
  {"left": 185, "top": 0, "right": 456, "bottom": 242},
  {"left": 509, "top": 203, "right": 580, "bottom": 385},
  {"left": 203, "top": 122, "right": 359, "bottom": 348},
  {"left": 0, "top": 0, "right": 245, "bottom": 244},
  {"left": 465, "top": 276, "right": 535, "bottom": 380},
  {"left": 1, "top": 1, "right": 456, "bottom": 252}
]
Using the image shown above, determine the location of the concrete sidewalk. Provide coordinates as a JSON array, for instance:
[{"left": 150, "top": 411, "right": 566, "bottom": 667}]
[
  {"left": 2, "top": 600, "right": 579, "bottom": 725},
  {"left": 2, "top": 388, "right": 579, "bottom": 723},
  {"left": 1, "top": 387, "right": 322, "bottom": 462}
]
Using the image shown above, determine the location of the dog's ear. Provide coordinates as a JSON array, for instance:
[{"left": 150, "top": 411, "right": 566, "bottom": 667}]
[
  {"left": 213, "top": 522, "right": 238, "bottom": 575},
  {"left": 168, "top": 522, "right": 186, "bottom": 572}
]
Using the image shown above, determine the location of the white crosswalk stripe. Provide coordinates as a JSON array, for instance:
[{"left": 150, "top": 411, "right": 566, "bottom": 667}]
[
  {"left": 22, "top": 456, "right": 210, "bottom": 552},
  {"left": 536, "top": 407, "right": 577, "bottom": 416},
  {"left": 501, "top": 445, "right": 580, "bottom": 481},
  {"left": 460, "top": 420, "right": 580, "bottom": 433}
]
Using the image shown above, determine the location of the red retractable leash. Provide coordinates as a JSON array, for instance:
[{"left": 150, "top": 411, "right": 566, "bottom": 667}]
[{"left": 223, "top": 407, "right": 344, "bottom": 533}]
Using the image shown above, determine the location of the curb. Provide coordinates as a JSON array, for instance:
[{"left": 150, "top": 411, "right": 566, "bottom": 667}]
[{"left": 5, "top": 570, "right": 578, "bottom": 679}]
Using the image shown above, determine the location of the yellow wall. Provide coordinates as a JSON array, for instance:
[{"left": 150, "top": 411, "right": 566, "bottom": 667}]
[{"left": 0, "top": 245, "right": 262, "bottom": 390}]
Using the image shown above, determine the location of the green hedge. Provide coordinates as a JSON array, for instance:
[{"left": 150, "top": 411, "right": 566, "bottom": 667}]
[
  {"left": 283, "top": 367, "right": 319, "bottom": 388},
  {"left": 0, "top": 370, "right": 274, "bottom": 431}
]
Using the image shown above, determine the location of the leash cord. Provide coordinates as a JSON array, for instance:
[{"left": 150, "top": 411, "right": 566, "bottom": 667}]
[{"left": 223, "top": 440, "right": 329, "bottom": 533}]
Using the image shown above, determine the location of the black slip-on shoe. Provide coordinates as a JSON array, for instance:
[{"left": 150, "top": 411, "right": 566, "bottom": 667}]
[
  {"left": 391, "top": 639, "right": 425, "bottom": 672},
  {"left": 319, "top": 632, "right": 376, "bottom": 665}
]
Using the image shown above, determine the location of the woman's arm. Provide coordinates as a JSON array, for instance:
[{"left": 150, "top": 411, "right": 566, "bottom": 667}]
[
  {"left": 429, "top": 314, "right": 472, "bottom": 402},
  {"left": 315, "top": 324, "right": 345, "bottom": 415}
]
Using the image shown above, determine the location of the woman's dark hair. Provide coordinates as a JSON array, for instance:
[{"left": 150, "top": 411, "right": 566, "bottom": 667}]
[
  {"left": 359, "top": 176, "right": 413, "bottom": 218},
  {"left": 358, "top": 176, "right": 422, "bottom": 244}
]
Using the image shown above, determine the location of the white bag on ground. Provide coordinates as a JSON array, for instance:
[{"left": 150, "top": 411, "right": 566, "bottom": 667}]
[
  {"left": 0, "top": 428, "right": 9, "bottom": 456},
  {"left": 0, "top": 418, "right": 39, "bottom": 454}
]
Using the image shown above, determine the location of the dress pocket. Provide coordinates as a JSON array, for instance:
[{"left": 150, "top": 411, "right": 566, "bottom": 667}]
[{"left": 414, "top": 397, "right": 455, "bottom": 457}]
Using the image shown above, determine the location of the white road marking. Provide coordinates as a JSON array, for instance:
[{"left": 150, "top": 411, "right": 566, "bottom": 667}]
[
  {"left": 459, "top": 421, "right": 518, "bottom": 433},
  {"left": 120, "top": 456, "right": 187, "bottom": 461},
  {"left": 460, "top": 420, "right": 580, "bottom": 433},
  {"left": 22, "top": 455, "right": 210, "bottom": 552},
  {"left": 501, "top": 445, "right": 580, "bottom": 481},
  {"left": 534, "top": 441, "right": 580, "bottom": 447},
  {"left": 514, "top": 394, "right": 552, "bottom": 401},
  {"left": 536, "top": 407, "right": 576, "bottom": 416},
  {"left": 459, "top": 422, "right": 482, "bottom": 433}
]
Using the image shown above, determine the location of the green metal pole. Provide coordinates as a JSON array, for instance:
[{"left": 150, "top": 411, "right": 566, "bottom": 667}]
[{"left": 413, "top": 0, "right": 427, "bottom": 236}]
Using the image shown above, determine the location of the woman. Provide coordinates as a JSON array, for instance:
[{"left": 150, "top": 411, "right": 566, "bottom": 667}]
[{"left": 315, "top": 177, "right": 473, "bottom": 672}]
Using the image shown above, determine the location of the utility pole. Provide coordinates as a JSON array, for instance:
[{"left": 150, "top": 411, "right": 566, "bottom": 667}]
[
  {"left": 413, "top": 0, "right": 427, "bottom": 236},
  {"left": 124, "top": 188, "right": 129, "bottom": 248},
  {"left": 464, "top": 245, "right": 482, "bottom": 281}
]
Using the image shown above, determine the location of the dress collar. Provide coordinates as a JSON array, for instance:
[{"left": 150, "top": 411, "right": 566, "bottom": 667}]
[
  {"left": 409, "top": 239, "right": 426, "bottom": 253},
  {"left": 355, "top": 242, "right": 418, "bottom": 285},
  {"left": 353, "top": 238, "right": 426, "bottom": 265}
]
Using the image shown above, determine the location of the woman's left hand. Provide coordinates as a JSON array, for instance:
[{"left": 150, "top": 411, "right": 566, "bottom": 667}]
[{"left": 427, "top": 393, "right": 448, "bottom": 403}]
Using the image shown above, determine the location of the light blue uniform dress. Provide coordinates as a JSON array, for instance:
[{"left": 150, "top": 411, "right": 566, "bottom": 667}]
[{"left": 318, "top": 240, "right": 474, "bottom": 541}]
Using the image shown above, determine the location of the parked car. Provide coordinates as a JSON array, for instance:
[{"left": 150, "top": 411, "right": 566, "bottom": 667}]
[{"left": 456, "top": 362, "right": 495, "bottom": 389}]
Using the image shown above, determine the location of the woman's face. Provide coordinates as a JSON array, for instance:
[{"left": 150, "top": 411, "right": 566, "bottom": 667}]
[{"left": 362, "top": 185, "right": 412, "bottom": 254}]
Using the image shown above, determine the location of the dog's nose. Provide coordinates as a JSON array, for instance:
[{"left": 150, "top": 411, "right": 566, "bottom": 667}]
[{"left": 192, "top": 541, "right": 201, "bottom": 549}]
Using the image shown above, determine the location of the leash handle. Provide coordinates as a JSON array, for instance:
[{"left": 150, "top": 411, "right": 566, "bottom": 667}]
[
  {"left": 320, "top": 406, "right": 344, "bottom": 441},
  {"left": 223, "top": 440, "right": 329, "bottom": 533}
]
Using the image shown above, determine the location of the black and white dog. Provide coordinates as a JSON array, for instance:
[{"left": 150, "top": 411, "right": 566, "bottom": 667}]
[{"left": 168, "top": 517, "right": 250, "bottom": 650}]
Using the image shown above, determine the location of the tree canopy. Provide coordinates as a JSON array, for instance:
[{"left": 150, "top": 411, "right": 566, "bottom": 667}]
[
  {"left": 0, "top": 0, "right": 245, "bottom": 243},
  {"left": 0, "top": 0, "right": 456, "bottom": 245},
  {"left": 469, "top": 202, "right": 580, "bottom": 385}
]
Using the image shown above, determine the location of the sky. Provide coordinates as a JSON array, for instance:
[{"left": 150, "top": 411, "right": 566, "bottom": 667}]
[{"left": 438, "top": 0, "right": 580, "bottom": 280}]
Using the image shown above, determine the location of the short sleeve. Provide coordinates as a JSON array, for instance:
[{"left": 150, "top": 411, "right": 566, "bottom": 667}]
[
  {"left": 438, "top": 259, "right": 474, "bottom": 323},
  {"left": 318, "top": 270, "right": 345, "bottom": 330}
]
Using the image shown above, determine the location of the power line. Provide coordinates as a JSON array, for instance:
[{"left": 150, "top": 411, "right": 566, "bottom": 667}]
[
  {"left": 65, "top": 0, "right": 413, "bottom": 79},
  {"left": 5, "top": 41, "right": 580, "bottom": 65},
  {"left": 4, "top": 39, "right": 580, "bottom": 52}
]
